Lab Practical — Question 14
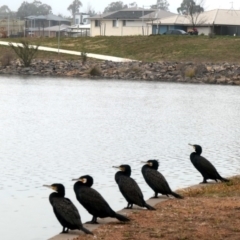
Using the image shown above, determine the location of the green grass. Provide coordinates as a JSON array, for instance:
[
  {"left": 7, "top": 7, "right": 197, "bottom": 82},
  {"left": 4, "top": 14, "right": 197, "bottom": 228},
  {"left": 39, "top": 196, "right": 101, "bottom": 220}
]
[{"left": 1, "top": 35, "right": 240, "bottom": 62}]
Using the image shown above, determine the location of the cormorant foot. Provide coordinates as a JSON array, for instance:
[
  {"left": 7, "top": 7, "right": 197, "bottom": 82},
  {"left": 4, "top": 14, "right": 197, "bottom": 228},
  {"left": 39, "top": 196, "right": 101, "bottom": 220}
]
[
  {"left": 85, "top": 220, "right": 99, "bottom": 224},
  {"left": 150, "top": 196, "right": 159, "bottom": 199},
  {"left": 200, "top": 181, "right": 208, "bottom": 184}
]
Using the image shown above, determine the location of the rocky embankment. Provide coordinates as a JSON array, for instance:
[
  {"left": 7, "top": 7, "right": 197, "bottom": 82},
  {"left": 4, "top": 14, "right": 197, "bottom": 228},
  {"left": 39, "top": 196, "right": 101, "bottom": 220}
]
[{"left": 1, "top": 59, "right": 240, "bottom": 85}]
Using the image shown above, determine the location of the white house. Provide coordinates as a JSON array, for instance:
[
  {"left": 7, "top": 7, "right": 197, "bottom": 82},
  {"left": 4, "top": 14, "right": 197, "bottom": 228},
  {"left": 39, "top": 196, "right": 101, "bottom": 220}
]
[{"left": 89, "top": 8, "right": 176, "bottom": 36}]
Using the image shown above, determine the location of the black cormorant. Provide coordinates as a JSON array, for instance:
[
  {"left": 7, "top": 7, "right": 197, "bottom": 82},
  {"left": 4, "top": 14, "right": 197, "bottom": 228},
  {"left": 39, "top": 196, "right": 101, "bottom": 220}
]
[
  {"left": 72, "top": 175, "right": 130, "bottom": 224},
  {"left": 141, "top": 160, "right": 183, "bottom": 199},
  {"left": 189, "top": 144, "right": 229, "bottom": 183},
  {"left": 113, "top": 164, "right": 156, "bottom": 210},
  {"left": 43, "top": 183, "right": 92, "bottom": 234}
]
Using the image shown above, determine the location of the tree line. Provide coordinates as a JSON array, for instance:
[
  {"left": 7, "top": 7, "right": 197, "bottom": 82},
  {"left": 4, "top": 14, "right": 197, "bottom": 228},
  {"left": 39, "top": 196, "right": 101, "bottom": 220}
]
[{"left": 0, "top": 0, "right": 204, "bottom": 20}]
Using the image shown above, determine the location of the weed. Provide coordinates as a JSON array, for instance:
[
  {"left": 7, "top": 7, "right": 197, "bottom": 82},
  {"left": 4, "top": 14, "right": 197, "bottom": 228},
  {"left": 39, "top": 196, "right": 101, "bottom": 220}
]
[
  {"left": 81, "top": 51, "right": 87, "bottom": 64},
  {"left": 185, "top": 67, "right": 196, "bottom": 78},
  {"left": 9, "top": 40, "right": 39, "bottom": 67}
]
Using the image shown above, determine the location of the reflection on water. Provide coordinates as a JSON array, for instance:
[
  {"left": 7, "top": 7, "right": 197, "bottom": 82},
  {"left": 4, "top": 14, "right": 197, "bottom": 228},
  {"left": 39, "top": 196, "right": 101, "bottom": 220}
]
[{"left": 0, "top": 76, "right": 239, "bottom": 240}]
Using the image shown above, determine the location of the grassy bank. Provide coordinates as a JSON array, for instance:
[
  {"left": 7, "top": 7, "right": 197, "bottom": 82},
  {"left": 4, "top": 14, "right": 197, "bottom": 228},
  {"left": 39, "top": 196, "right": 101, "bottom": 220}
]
[
  {"left": 74, "top": 176, "right": 240, "bottom": 240},
  {"left": 1, "top": 35, "right": 240, "bottom": 63}
]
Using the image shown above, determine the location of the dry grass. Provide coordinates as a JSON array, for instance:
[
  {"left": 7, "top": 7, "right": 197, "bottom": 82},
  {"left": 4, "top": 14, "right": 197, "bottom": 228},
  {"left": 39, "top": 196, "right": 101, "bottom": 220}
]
[
  {"left": 73, "top": 176, "right": 240, "bottom": 240},
  {"left": 2, "top": 35, "right": 240, "bottom": 62},
  {"left": 179, "top": 176, "right": 240, "bottom": 198},
  {"left": 0, "top": 50, "right": 14, "bottom": 66}
]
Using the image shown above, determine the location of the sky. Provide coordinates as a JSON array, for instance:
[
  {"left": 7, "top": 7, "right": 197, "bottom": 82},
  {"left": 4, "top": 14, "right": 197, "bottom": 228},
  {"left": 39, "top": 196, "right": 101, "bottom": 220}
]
[{"left": 1, "top": 0, "right": 240, "bottom": 16}]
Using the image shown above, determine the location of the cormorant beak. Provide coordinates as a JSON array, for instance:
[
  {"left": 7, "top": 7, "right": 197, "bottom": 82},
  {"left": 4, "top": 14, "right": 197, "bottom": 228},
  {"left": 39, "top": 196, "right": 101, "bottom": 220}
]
[
  {"left": 43, "top": 185, "right": 57, "bottom": 191},
  {"left": 72, "top": 178, "right": 87, "bottom": 183},
  {"left": 112, "top": 166, "right": 123, "bottom": 171},
  {"left": 188, "top": 143, "right": 195, "bottom": 150},
  {"left": 72, "top": 178, "right": 82, "bottom": 182},
  {"left": 141, "top": 161, "right": 148, "bottom": 164},
  {"left": 112, "top": 166, "right": 125, "bottom": 171},
  {"left": 112, "top": 166, "right": 119, "bottom": 168}
]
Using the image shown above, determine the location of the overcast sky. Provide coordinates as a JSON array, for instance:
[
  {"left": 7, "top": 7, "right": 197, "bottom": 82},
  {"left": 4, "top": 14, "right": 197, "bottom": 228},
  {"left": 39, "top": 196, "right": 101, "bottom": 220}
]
[{"left": 2, "top": 0, "right": 240, "bottom": 16}]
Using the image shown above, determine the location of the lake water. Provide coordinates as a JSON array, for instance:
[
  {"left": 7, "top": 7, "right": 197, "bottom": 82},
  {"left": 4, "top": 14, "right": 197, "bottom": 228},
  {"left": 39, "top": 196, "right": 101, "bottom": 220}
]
[{"left": 0, "top": 76, "right": 239, "bottom": 240}]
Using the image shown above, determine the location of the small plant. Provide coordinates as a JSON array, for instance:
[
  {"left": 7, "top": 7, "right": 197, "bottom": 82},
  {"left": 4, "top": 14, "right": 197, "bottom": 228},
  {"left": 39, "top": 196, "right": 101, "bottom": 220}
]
[
  {"left": 9, "top": 40, "right": 40, "bottom": 67},
  {"left": 0, "top": 51, "right": 14, "bottom": 67},
  {"left": 185, "top": 67, "right": 196, "bottom": 78},
  {"left": 81, "top": 51, "right": 87, "bottom": 64},
  {"left": 80, "top": 40, "right": 88, "bottom": 64},
  {"left": 89, "top": 65, "right": 101, "bottom": 76}
]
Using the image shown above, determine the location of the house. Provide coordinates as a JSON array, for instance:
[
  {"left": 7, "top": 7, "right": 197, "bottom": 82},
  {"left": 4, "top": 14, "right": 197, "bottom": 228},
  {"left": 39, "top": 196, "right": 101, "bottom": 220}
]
[
  {"left": 25, "top": 13, "right": 71, "bottom": 37},
  {"left": 74, "top": 12, "right": 90, "bottom": 25},
  {"left": 89, "top": 8, "right": 176, "bottom": 36},
  {"left": 68, "top": 24, "right": 90, "bottom": 37},
  {"left": 150, "top": 9, "right": 240, "bottom": 36},
  {"left": 0, "top": 17, "right": 25, "bottom": 37}
]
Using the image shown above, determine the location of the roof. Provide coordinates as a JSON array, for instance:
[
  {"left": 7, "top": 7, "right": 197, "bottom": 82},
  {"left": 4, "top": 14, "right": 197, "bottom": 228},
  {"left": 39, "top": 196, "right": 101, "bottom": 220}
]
[
  {"left": 25, "top": 13, "right": 71, "bottom": 22},
  {"left": 106, "top": 10, "right": 154, "bottom": 20},
  {"left": 150, "top": 9, "right": 240, "bottom": 26},
  {"left": 89, "top": 7, "right": 155, "bottom": 20},
  {"left": 141, "top": 9, "right": 177, "bottom": 19}
]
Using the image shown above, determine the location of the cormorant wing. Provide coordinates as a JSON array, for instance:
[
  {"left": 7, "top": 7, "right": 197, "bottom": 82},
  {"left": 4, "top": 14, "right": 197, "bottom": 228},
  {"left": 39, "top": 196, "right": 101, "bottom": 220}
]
[
  {"left": 194, "top": 155, "right": 219, "bottom": 176},
  {"left": 144, "top": 168, "right": 172, "bottom": 192},
  {"left": 52, "top": 197, "right": 81, "bottom": 226},
  {"left": 118, "top": 176, "right": 144, "bottom": 203},
  {"left": 77, "top": 187, "right": 113, "bottom": 213}
]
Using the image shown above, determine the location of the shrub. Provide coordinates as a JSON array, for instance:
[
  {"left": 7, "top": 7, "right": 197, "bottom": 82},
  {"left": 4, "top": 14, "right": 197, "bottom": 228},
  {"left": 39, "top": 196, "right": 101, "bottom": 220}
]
[
  {"left": 9, "top": 40, "right": 39, "bottom": 67},
  {"left": 185, "top": 67, "right": 196, "bottom": 78},
  {"left": 89, "top": 65, "right": 101, "bottom": 76},
  {"left": 0, "top": 51, "right": 14, "bottom": 67}
]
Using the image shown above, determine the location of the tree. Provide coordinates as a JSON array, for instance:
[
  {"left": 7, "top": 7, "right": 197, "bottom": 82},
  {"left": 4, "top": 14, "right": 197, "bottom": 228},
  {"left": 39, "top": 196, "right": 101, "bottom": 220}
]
[
  {"left": 103, "top": 1, "right": 128, "bottom": 13},
  {"left": 68, "top": 0, "right": 82, "bottom": 23},
  {"left": 151, "top": 0, "right": 169, "bottom": 11},
  {"left": 17, "top": 1, "right": 52, "bottom": 19},
  {"left": 177, "top": 0, "right": 204, "bottom": 15},
  {"left": 0, "top": 5, "right": 13, "bottom": 17},
  {"left": 0, "top": 5, "right": 11, "bottom": 13},
  {"left": 129, "top": 2, "right": 137, "bottom": 8},
  {"left": 85, "top": 4, "right": 96, "bottom": 17},
  {"left": 177, "top": 0, "right": 205, "bottom": 30}
]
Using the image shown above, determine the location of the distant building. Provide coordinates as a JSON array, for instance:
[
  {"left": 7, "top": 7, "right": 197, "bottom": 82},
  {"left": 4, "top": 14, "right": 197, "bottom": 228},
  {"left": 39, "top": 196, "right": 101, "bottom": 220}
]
[
  {"left": 0, "top": 16, "right": 25, "bottom": 37},
  {"left": 25, "top": 13, "right": 71, "bottom": 37},
  {"left": 89, "top": 8, "right": 176, "bottom": 36},
  {"left": 75, "top": 13, "right": 90, "bottom": 25},
  {"left": 149, "top": 9, "right": 240, "bottom": 36}
]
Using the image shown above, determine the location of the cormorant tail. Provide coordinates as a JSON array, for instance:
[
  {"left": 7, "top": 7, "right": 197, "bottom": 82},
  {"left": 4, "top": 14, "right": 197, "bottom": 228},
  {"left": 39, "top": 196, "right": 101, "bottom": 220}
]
[
  {"left": 171, "top": 191, "right": 184, "bottom": 199},
  {"left": 80, "top": 226, "right": 93, "bottom": 235},
  {"left": 144, "top": 203, "right": 156, "bottom": 210},
  {"left": 220, "top": 177, "right": 229, "bottom": 182},
  {"left": 115, "top": 213, "right": 130, "bottom": 222}
]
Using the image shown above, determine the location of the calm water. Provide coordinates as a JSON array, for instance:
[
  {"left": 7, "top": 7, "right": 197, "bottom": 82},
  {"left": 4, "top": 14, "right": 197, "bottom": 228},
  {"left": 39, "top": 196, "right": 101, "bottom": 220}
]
[{"left": 0, "top": 76, "right": 240, "bottom": 240}]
